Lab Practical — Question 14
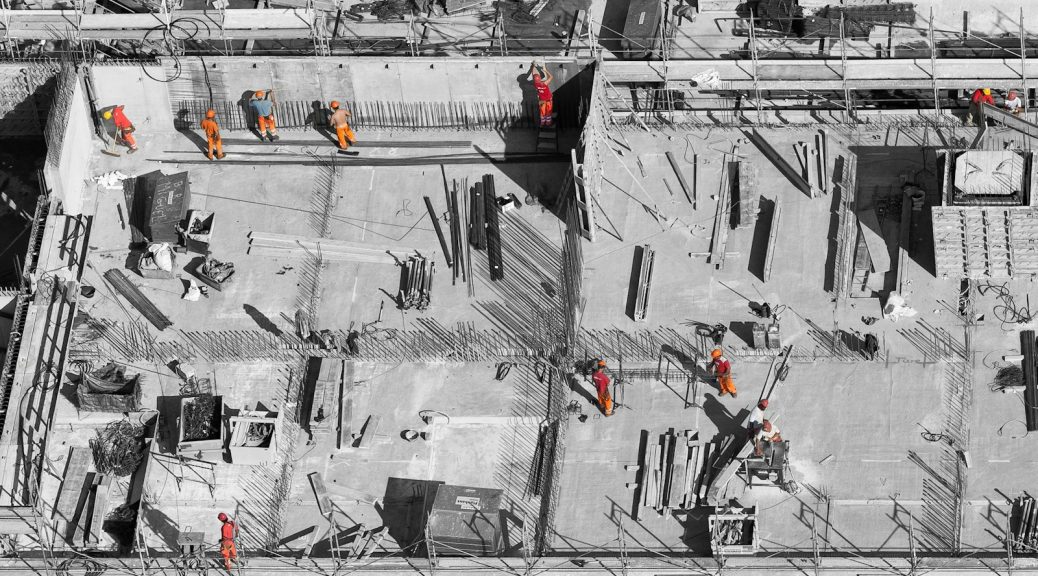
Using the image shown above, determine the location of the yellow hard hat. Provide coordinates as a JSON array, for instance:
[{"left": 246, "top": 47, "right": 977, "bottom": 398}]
[
  {"left": 983, "top": 88, "right": 991, "bottom": 95},
  {"left": 102, "top": 111, "right": 112, "bottom": 120}
]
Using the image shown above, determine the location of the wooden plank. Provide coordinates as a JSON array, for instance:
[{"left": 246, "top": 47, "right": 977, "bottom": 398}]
[
  {"left": 696, "top": 442, "right": 712, "bottom": 503},
  {"left": 763, "top": 197, "right": 783, "bottom": 282},
  {"left": 53, "top": 447, "right": 91, "bottom": 542},
  {"left": 660, "top": 432, "right": 673, "bottom": 509},
  {"left": 338, "top": 362, "right": 353, "bottom": 450},
  {"left": 0, "top": 506, "right": 37, "bottom": 535},
  {"left": 856, "top": 208, "right": 891, "bottom": 274},
  {"left": 896, "top": 192, "right": 911, "bottom": 293},
  {"left": 666, "top": 151, "right": 695, "bottom": 208},
  {"left": 307, "top": 472, "right": 333, "bottom": 517},
  {"left": 86, "top": 475, "right": 112, "bottom": 545},
  {"left": 669, "top": 436, "right": 688, "bottom": 510}
]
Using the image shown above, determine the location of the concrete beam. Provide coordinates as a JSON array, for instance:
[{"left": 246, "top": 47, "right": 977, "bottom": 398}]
[{"left": 601, "top": 58, "right": 1033, "bottom": 90}]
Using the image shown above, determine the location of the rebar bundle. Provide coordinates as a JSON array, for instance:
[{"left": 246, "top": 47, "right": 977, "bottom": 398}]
[
  {"left": 1010, "top": 495, "right": 1038, "bottom": 552},
  {"left": 89, "top": 420, "right": 146, "bottom": 477},
  {"left": 483, "top": 174, "right": 504, "bottom": 281},
  {"left": 399, "top": 255, "right": 434, "bottom": 310}
]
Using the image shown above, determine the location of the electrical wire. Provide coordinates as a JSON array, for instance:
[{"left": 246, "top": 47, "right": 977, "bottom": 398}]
[{"left": 976, "top": 280, "right": 1034, "bottom": 331}]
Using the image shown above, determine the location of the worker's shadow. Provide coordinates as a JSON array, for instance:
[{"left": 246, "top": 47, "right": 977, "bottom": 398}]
[
  {"left": 701, "top": 394, "right": 750, "bottom": 440},
  {"left": 174, "top": 109, "right": 209, "bottom": 154},
  {"left": 238, "top": 90, "right": 264, "bottom": 141},
  {"left": 305, "top": 100, "right": 337, "bottom": 145},
  {"left": 566, "top": 372, "right": 599, "bottom": 408}
]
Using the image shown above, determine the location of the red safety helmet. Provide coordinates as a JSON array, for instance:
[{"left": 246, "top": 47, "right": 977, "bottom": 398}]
[
  {"left": 218, "top": 512, "right": 228, "bottom": 522},
  {"left": 758, "top": 399, "right": 769, "bottom": 410}
]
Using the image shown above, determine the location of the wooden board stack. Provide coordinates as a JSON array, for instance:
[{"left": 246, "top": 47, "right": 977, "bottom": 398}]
[{"left": 629, "top": 429, "right": 729, "bottom": 518}]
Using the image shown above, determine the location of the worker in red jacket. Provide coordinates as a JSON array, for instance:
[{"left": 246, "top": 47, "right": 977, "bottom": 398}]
[
  {"left": 217, "top": 512, "right": 238, "bottom": 571},
  {"left": 529, "top": 61, "right": 554, "bottom": 128},
  {"left": 710, "top": 348, "right": 737, "bottom": 398},
  {"left": 966, "top": 88, "right": 995, "bottom": 126},
  {"left": 591, "top": 360, "right": 613, "bottom": 416},
  {"left": 104, "top": 105, "right": 137, "bottom": 153}
]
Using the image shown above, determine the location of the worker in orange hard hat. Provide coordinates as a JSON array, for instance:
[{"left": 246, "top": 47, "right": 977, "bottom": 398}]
[
  {"left": 709, "top": 348, "right": 736, "bottom": 398},
  {"left": 103, "top": 105, "right": 137, "bottom": 153},
  {"left": 217, "top": 512, "right": 238, "bottom": 571},
  {"left": 200, "top": 109, "right": 225, "bottom": 160},
  {"left": 591, "top": 359, "right": 613, "bottom": 416},
  {"left": 328, "top": 100, "right": 356, "bottom": 151},
  {"left": 249, "top": 89, "right": 278, "bottom": 141},
  {"left": 965, "top": 87, "right": 995, "bottom": 126}
]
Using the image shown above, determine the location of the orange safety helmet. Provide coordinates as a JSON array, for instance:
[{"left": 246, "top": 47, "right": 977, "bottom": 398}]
[
  {"left": 597, "top": 359, "right": 606, "bottom": 368},
  {"left": 254, "top": 90, "right": 265, "bottom": 98},
  {"left": 205, "top": 109, "right": 216, "bottom": 119},
  {"left": 330, "top": 100, "right": 340, "bottom": 109},
  {"left": 710, "top": 348, "right": 723, "bottom": 359}
]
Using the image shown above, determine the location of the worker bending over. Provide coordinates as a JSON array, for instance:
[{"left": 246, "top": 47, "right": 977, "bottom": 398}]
[
  {"left": 965, "top": 88, "right": 994, "bottom": 126},
  {"left": 105, "top": 105, "right": 137, "bottom": 154},
  {"left": 753, "top": 419, "right": 782, "bottom": 456},
  {"left": 591, "top": 360, "right": 613, "bottom": 417},
  {"left": 250, "top": 90, "right": 279, "bottom": 141},
  {"left": 1005, "top": 90, "right": 1025, "bottom": 117},
  {"left": 529, "top": 62, "right": 554, "bottom": 128},
  {"left": 710, "top": 348, "right": 737, "bottom": 398},
  {"left": 201, "top": 109, "right": 225, "bottom": 160},
  {"left": 328, "top": 101, "right": 356, "bottom": 150},
  {"left": 217, "top": 512, "right": 238, "bottom": 571},
  {"left": 748, "top": 399, "right": 768, "bottom": 436}
]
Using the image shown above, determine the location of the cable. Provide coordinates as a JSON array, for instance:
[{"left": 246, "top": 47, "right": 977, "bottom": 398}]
[{"left": 976, "top": 280, "right": 1034, "bottom": 331}]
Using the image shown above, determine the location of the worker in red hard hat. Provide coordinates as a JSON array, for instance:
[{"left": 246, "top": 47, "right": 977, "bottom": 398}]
[
  {"left": 709, "top": 348, "right": 736, "bottom": 398},
  {"left": 200, "top": 109, "right": 225, "bottom": 160},
  {"left": 966, "top": 87, "right": 995, "bottom": 126},
  {"left": 217, "top": 512, "right": 238, "bottom": 571},
  {"left": 328, "top": 100, "right": 356, "bottom": 151},
  {"left": 1004, "top": 90, "right": 1024, "bottom": 117},
  {"left": 591, "top": 359, "right": 613, "bottom": 416}
]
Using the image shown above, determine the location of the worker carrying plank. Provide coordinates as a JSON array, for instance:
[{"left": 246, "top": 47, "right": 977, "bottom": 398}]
[
  {"left": 201, "top": 109, "right": 225, "bottom": 161},
  {"left": 591, "top": 360, "right": 614, "bottom": 416},
  {"left": 528, "top": 61, "right": 555, "bottom": 128},
  {"left": 710, "top": 348, "right": 737, "bottom": 398},
  {"left": 104, "top": 105, "right": 137, "bottom": 154},
  {"left": 250, "top": 90, "right": 279, "bottom": 141},
  {"left": 217, "top": 512, "right": 238, "bottom": 571},
  {"left": 328, "top": 100, "right": 356, "bottom": 151}
]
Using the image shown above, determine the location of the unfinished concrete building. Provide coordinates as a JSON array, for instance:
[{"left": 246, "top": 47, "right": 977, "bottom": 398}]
[{"left": 0, "top": 0, "right": 1037, "bottom": 574}]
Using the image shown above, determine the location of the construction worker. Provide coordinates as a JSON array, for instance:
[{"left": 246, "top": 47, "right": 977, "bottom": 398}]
[
  {"left": 250, "top": 90, "right": 279, "bottom": 141},
  {"left": 748, "top": 399, "right": 768, "bottom": 435},
  {"left": 201, "top": 109, "right": 225, "bottom": 160},
  {"left": 709, "top": 348, "right": 736, "bottom": 398},
  {"left": 1004, "top": 90, "right": 1025, "bottom": 117},
  {"left": 104, "top": 105, "right": 137, "bottom": 154},
  {"left": 965, "top": 88, "right": 995, "bottom": 126},
  {"left": 529, "top": 62, "right": 554, "bottom": 128},
  {"left": 328, "top": 100, "right": 356, "bottom": 150},
  {"left": 217, "top": 512, "right": 237, "bottom": 571},
  {"left": 591, "top": 360, "right": 613, "bottom": 416}
]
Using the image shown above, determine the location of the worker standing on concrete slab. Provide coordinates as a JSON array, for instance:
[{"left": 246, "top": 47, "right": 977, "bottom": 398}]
[
  {"left": 591, "top": 360, "right": 613, "bottom": 416},
  {"left": 328, "top": 101, "right": 356, "bottom": 151},
  {"left": 529, "top": 62, "right": 554, "bottom": 128},
  {"left": 250, "top": 90, "right": 279, "bottom": 141},
  {"left": 965, "top": 88, "right": 994, "bottom": 126},
  {"left": 748, "top": 399, "right": 768, "bottom": 435},
  {"left": 201, "top": 109, "right": 225, "bottom": 160},
  {"left": 710, "top": 348, "right": 737, "bottom": 398},
  {"left": 105, "top": 105, "right": 137, "bottom": 154},
  {"left": 1004, "top": 90, "right": 1024, "bottom": 117},
  {"left": 217, "top": 512, "right": 238, "bottom": 571}
]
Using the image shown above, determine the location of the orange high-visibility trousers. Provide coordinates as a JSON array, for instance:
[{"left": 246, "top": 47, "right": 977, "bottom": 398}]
[
  {"left": 597, "top": 388, "right": 613, "bottom": 416},
  {"left": 335, "top": 124, "right": 355, "bottom": 149},
  {"left": 221, "top": 539, "right": 237, "bottom": 571},
  {"left": 718, "top": 373, "right": 737, "bottom": 396},
  {"left": 207, "top": 134, "right": 224, "bottom": 159},
  {"left": 257, "top": 114, "right": 277, "bottom": 136},
  {"left": 538, "top": 99, "right": 553, "bottom": 126},
  {"left": 118, "top": 128, "right": 137, "bottom": 150}
]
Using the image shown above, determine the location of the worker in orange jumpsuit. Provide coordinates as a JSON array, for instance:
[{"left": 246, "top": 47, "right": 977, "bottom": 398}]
[
  {"left": 200, "top": 109, "right": 225, "bottom": 160},
  {"left": 710, "top": 348, "right": 737, "bottom": 398},
  {"left": 529, "top": 62, "right": 554, "bottom": 128},
  {"left": 328, "top": 101, "right": 356, "bottom": 150},
  {"left": 249, "top": 90, "right": 279, "bottom": 141},
  {"left": 104, "top": 105, "right": 137, "bottom": 154},
  {"left": 591, "top": 360, "right": 613, "bottom": 416},
  {"left": 217, "top": 512, "right": 238, "bottom": 571},
  {"left": 965, "top": 88, "right": 995, "bottom": 126}
]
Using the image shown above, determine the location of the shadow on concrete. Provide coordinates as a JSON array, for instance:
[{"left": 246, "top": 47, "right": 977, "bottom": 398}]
[
  {"left": 375, "top": 477, "right": 443, "bottom": 556},
  {"left": 237, "top": 90, "right": 264, "bottom": 141},
  {"left": 728, "top": 321, "right": 757, "bottom": 348},
  {"left": 747, "top": 196, "right": 775, "bottom": 282},
  {"left": 243, "top": 304, "right": 283, "bottom": 337},
  {"left": 140, "top": 503, "right": 181, "bottom": 551},
  {"left": 823, "top": 156, "right": 845, "bottom": 293},
  {"left": 567, "top": 372, "right": 599, "bottom": 409},
  {"left": 701, "top": 395, "right": 749, "bottom": 441}
]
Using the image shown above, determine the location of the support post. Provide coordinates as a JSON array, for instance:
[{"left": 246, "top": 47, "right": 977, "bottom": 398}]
[
  {"left": 748, "top": 7, "right": 762, "bottom": 119},
  {"left": 929, "top": 7, "right": 941, "bottom": 119},
  {"left": 1021, "top": 8, "right": 1028, "bottom": 112}
]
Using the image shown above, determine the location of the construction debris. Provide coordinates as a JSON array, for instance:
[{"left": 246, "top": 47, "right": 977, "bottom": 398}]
[{"left": 631, "top": 429, "right": 720, "bottom": 518}]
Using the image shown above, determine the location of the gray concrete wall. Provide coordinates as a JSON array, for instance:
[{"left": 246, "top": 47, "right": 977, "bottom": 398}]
[
  {"left": 47, "top": 75, "right": 92, "bottom": 215},
  {"left": 89, "top": 65, "right": 174, "bottom": 133},
  {"left": 161, "top": 56, "right": 585, "bottom": 110}
]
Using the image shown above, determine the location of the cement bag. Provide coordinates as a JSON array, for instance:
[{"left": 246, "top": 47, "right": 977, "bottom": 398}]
[{"left": 148, "top": 243, "right": 174, "bottom": 271}]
